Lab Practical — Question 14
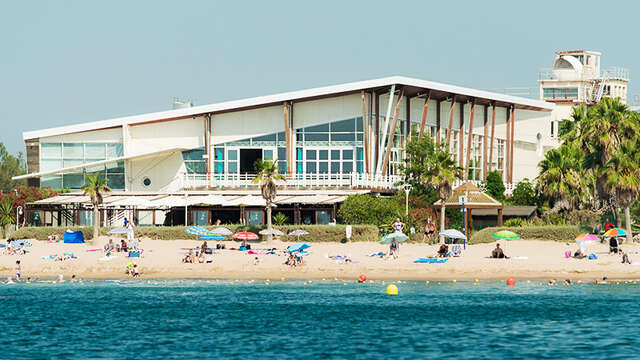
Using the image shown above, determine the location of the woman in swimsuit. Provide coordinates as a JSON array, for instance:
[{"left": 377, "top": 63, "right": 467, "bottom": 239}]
[{"left": 392, "top": 218, "right": 404, "bottom": 233}]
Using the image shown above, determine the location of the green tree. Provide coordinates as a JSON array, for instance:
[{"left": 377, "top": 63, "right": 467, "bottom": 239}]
[
  {"left": 558, "top": 104, "right": 588, "bottom": 144},
  {"left": 252, "top": 159, "right": 285, "bottom": 240},
  {"left": 0, "top": 143, "right": 26, "bottom": 193},
  {"left": 398, "top": 134, "right": 438, "bottom": 196},
  {"left": 605, "top": 140, "right": 640, "bottom": 241},
  {"left": 338, "top": 194, "right": 403, "bottom": 226},
  {"left": 483, "top": 170, "right": 505, "bottom": 201},
  {"left": 81, "top": 174, "right": 111, "bottom": 240},
  {"left": 537, "top": 144, "right": 590, "bottom": 212},
  {"left": 0, "top": 197, "right": 14, "bottom": 238},
  {"left": 580, "top": 97, "right": 639, "bottom": 222},
  {"left": 508, "top": 179, "right": 538, "bottom": 206}
]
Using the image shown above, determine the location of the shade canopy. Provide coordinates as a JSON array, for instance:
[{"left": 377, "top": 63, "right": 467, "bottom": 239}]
[{"left": 432, "top": 182, "right": 503, "bottom": 209}]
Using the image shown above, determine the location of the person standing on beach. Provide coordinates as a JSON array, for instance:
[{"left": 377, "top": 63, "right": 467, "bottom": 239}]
[
  {"left": 393, "top": 218, "right": 404, "bottom": 233},
  {"left": 126, "top": 220, "right": 135, "bottom": 241},
  {"left": 15, "top": 261, "right": 21, "bottom": 280}
]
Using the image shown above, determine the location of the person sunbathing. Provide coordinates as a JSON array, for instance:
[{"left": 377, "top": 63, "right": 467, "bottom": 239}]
[
  {"left": 198, "top": 252, "right": 205, "bottom": 263},
  {"left": 104, "top": 239, "right": 115, "bottom": 252},
  {"left": 437, "top": 244, "right": 449, "bottom": 258},
  {"left": 183, "top": 250, "right": 196, "bottom": 263},
  {"left": 120, "top": 240, "right": 129, "bottom": 253},
  {"left": 622, "top": 252, "right": 631, "bottom": 264},
  {"left": 491, "top": 244, "right": 506, "bottom": 258},
  {"left": 573, "top": 249, "right": 586, "bottom": 259}
]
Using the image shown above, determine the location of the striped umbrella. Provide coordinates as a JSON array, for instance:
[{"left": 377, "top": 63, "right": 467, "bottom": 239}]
[
  {"left": 604, "top": 228, "right": 627, "bottom": 237},
  {"left": 232, "top": 232, "right": 259, "bottom": 240},
  {"left": 288, "top": 229, "right": 309, "bottom": 236},
  {"left": 200, "top": 234, "right": 226, "bottom": 241},
  {"left": 185, "top": 226, "right": 211, "bottom": 236},
  {"left": 211, "top": 227, "right": 233, "bottom": 235},
  {"left": 575, "top": 233, "right": 599, "bottom": 242}
]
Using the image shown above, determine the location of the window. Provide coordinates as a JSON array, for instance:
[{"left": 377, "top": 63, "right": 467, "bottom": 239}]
[
  {"left": 543, "top": 88, "right": 578, "bottom": 99},
  {"left": 182, "top": 148, "right": 206, "bottom": 174}
]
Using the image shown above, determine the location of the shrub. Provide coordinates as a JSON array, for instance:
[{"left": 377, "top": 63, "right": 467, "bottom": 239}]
[
  {"left": 471, "top": 225, "right": 583, "bottom": 243},
  {"left": 272, "top": 212, "right": 289, "bottom": 225},
  {"left": 504, "top": 218, "right": 524, "bottom": 227},
  {"left": 11, "top": 224, "right": 380, "bottom": 243},
  {"left": 507, "top": 179, "right": 538, "bottom": 206},
  {"left": 483, "top": 170, "right": 505, "bottom": 201},
  {"left": 338, "top": 194, "right": 403, "bottom": 226}
]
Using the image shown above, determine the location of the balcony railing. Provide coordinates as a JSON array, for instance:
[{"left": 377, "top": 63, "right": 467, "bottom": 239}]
[{"left": 181, "top": 172, "right": 404, "bottom": 190}]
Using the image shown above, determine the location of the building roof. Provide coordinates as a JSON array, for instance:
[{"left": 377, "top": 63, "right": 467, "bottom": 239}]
[
  {"left": 433, "top": 182, "right": 503, "bottom": 209},
  {"left": 471, "top": 206, "right": 537, "bottom": 217},
  {"left": 23, "top": 76, "right": 554, "bottom": 141}
]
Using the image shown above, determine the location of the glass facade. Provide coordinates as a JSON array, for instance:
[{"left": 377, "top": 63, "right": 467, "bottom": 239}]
[
  {"left": 543, "top": 88, "right": 578, "bottom": 99},
  {"left": 40, "top": 142, "right": 124, "bottom": 190}
]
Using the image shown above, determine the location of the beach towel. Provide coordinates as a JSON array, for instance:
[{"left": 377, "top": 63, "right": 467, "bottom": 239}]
[
  {"left": 588, "top": 253, "right": 597, "bottom": 260},
  {"left": 369, "top": 252, "right": 385, "bottom": 257},
  {"left": 414, "top": 258, "right": 448, "bottom": 263}
]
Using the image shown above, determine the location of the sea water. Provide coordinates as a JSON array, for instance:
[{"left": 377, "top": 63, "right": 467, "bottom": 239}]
[{"left": 2, "top": 279, "right": 639, "bottom": 359}]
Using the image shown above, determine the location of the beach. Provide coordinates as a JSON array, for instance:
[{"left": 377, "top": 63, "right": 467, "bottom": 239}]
[{"left": 2, "top": 237, "right": 639, "bottom": 281}]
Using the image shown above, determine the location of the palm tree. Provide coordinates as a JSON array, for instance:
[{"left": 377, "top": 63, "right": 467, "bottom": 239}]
[
  {"left": 537, "top": 144, "right": 590, "bottom": 212},
  {"left": 558, "top": 104, "right": 587, "bottom": 144},
  {"left": 580, "top": 97, "right": 639, "bottom": 220},
  {"left": 605, "top": 140, "right": 640, "bottom": 242},
  {"left": 252, "top": 159, "right": 284, "bottom": 240},
  {"left": 422, "top": 143, "right": 462, "bottom": 241},
  {"left": 81, "top": 173, "right": 111, "bottom": 241},
  {"left": 0, "top": 198, "right": 15, "bottom": 238}
]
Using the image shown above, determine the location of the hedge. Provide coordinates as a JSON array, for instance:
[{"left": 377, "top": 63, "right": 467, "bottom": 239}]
[
  {"left": 10, "top": 224, "right": 380, "bottom": 243},
  {"left": 471, "top": 225, "right": 585, "bottom": 244}
]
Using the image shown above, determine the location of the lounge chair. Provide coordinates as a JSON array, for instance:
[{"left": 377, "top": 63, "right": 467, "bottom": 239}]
[{"left": 450, "top": 244, "right": 462, "bottom": 257}]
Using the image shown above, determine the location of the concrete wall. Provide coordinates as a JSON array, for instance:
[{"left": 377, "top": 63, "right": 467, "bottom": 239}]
[
  {"left": 128, "top": 152, "right": 185, "bottom": 192},
  {"left": 128, "top": 116, "right": 205, "bottom": 154}
]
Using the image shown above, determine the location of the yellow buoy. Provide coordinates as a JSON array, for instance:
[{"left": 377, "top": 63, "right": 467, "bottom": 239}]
[
  {"left": 386, "top": 284, "right": 398, "bottom": 295},
  {"left": 474, "top": 279, "right": 479, "bottom": 283},
  {"left": 452, "top": 279, "right": 457, "bottom": 283},
  {"left": 281, "top": 277, "right": 285, "bottom": 281}
]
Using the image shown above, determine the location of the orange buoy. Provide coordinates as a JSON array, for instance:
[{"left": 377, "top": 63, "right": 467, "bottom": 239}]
[
  {"left": 506, "top": 277, "right": 516, "bottom": 286},
  {"left": 358, "top": 274, "right": 367, "bottom": 283}
]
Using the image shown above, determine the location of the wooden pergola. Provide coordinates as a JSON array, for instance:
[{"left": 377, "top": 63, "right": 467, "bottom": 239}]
[{"left": 432, "top": 182, "right": 504, "bottom": 236}]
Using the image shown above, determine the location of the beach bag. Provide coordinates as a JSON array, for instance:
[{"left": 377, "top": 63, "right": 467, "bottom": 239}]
[
  {"left": 128, "top": 251, "right": 140, "bottom": 258},
  {"left": 565, "top": 251, "right": 571, "bottom": 259}
]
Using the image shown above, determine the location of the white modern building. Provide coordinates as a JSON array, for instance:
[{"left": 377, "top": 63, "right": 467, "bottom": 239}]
[
  {"left": 15, "top": 76, "right": 555, "bottom": 227},
  {"left": 539, "top": 50, "right": 629, "bottom": 136}
]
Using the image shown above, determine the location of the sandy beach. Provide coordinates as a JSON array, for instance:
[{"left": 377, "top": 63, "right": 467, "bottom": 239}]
[{"left": 2, "top": 237, "right": 639, "bottom": 281}]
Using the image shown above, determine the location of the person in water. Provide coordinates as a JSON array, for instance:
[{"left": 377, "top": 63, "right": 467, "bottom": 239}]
[
  {"left": 389, "top": 239, "right": 399, "bottom": 259},
  {"left": 491, "top": 244, "right": 506, "bottom": 258}
]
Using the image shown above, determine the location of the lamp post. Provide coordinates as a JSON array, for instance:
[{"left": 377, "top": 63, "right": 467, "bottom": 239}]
[
  {"left": 402, "top": 184, "right": 412, "bottom": 217},
  {"left": 16, "top": 206, "right": 23, "bottom": 231}
]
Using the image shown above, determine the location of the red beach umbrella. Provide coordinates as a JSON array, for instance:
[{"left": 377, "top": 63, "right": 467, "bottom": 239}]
[{"left": 232, "top": 232, "right": 259, "bottom": 241}]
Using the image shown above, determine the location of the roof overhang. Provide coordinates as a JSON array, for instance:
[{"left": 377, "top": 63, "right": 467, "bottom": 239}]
[
  {"left": 23, "top": 76, "right": 554, "bottom": 141},
  {"left": 12, "top": 146, "right": 193, "bottom": 180}
]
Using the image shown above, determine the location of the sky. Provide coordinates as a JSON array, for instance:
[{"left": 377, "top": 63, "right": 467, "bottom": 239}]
[{"left": 1, "top": 0, "right": 637, "bottom": 154}]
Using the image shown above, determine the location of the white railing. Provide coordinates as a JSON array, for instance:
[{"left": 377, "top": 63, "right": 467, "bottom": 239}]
[{"left": 182, "top": 172, "right": 404, "bottom": 190}]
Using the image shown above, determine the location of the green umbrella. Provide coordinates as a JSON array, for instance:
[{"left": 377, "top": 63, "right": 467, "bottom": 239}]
[
  {"left": 379, "top": 232, "right": 409, "bottom": 244},
  {"left": 491, "top": 230, "right": 520, "bottom": 240}
]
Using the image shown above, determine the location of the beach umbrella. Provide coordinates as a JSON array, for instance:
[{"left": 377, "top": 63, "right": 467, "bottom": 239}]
[
  {"left": 287, "top": 242, "right": 311, "bottom": 253},
  {"left": 107, "top": 227, "right": 129, "bottom": 235},
  {"left": 200, "top": 234, "right": 226, "bottom": 241},
  {"left": 232, "top": 232, "right": 259, "bottom": 241},
  {"left": 575, "top": 233, "right": 599, "bottom": 242},
  {"left": 259, "top": 228, "right": 284, "bottom": 236},
  {"left": 491, "top": 230, "right": 520, "bottom": 240},
  {"left": 210, "top": 227, "right": 233, "bottom": 235},
  {"left": 439, "top": 229, "right": 467, "bottom": 240},
  {"left": 288, "top": 229, "right": 309, "bottom": 241},
  {"left": 379, "top": 232, "right": 409, "bottom": 244},
  {"left": 604, "top": 228, "right": 627, "bottom": 237},
  {"left": 9, "top": 240, "right": 31, "bottom": 248},
  {"left": 576, "top": 240, "right": 596, "bottom": 254},
  {"left": 185, "top": 226, "right": 212, "bottom": 236}
]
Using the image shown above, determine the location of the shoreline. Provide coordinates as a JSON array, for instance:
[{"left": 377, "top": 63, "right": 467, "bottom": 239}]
[{"left": 2, "top": 237, "right": 639, "bottom": 282}]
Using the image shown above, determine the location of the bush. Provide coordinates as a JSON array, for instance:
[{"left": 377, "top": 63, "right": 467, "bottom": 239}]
[
  {"left": 483, "top": 170, "right": 505, "bottom": 201},
  {"left": 471, "top": 225, "right": 583, "bottom": 243},
  {"left": 507, "top": 179, "right": 538, "bottom": 206},
  {"left": 11, "top": 224, "right": 380, "bottom": 243},
  {"left": 504, "top": 218, "right": 525, "bottom": 227},
  {"left": 338, "top": 194, "right": 403, "bottom": 226}
]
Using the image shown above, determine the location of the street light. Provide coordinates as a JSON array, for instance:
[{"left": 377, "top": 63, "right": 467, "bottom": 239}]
[
  {"left": 402, "top": 183, "right": 412, "bottom": 217},
  {"left": 16, "top": 206, "right": 23, "bottom": 231}
]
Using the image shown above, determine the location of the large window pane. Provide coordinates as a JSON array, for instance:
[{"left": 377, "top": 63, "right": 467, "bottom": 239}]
[
  {"left": 63, "top": 173, "right": 85, "bottom": 189},
  {"left": 305, "top": 123, "right": 329, "bottom": 133},
  {"left": 214, "top": 161, "right": 224, "bottom": 174},
  {"left": 277, "top": 147, "right": 286, "bottom": 161},
  {"left": 182, "top": 149, "right": 205, "bottom": 161},
  {"left": 331, "top": 150, "right": 340, "bottom": 161},
  {"left": 79, "top": 211, "right": 93, "bottom": 226},
  {"left": 331, "top": 119, "right": 355, "bottom": 132},
  {"left": 304, "top": 133, "right": 329, "bottom": 142},
  {"left": 342, "top": 149, "right": 353, "bottom": 160},
  {"left": 318, "top": 162, "right": 328, "bottom": 173},
  {"left": 85, "top": 143, "right": 106, "bottom": 158},
  {"left": 215, "top": 148, "right": 224, "bottom": 160},
  {"left": 277, "top": 161, "right": 287, "bottom": 174},
  {"left": 331, "top": 133, "right": 355, "bottom": 142},
  {"left": 252, "top": 133, "right": 276, "bottom": 145},
  {"left": 306, "top": 162, "right": 317, "bottom": 174},
  {"left": 63, "top": 143, "right": 84, "bottom": 159},
  {"left": 106, "top": 143, "right": 124, "bottom": 158},
  {"left": 41, "top": 159, "right": 62, "bottom": 172},
  {"left": 342, "top": 161, "right": 353, "bottom": 173},
  {"left": 306, "top": 150, "right": 316, "bottom": 160},
  {"left": 228, "top": 162, "right": 238, "bottom": 173},
  {"left": 186, "top": 161, "right": 206, "bottom": 174},
  {"left": 317, "top": 210, "right": 331, "bottom": 225},
  {"left": 63, "top": 159, "right": 84, "bottom": 169},
  {"left": 107, "top": 174, "right": 125, "bottom": 190},
  {"left": 319, "top": 150, "right": 328, "bottom": 160},
  {"left": 41, "top": 175, "right": 62, "bottom": 189},
  {"left": 227, "top": 149, "right": 237, "bottom": 161},
  {"left": 106, "top": 161, "right": 125, "bottom": 173},
  {"left": 41, "top": 143, "right": 62, "bottom": 159},
  {"left": 263, "top": 150, "right": 273, "bottom": 160}
]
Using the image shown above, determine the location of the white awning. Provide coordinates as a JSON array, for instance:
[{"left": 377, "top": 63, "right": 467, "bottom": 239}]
[
  {"left": 12, "top": 146, "right": 195, "bottom": 180},
  {"left": 221, "top": 195, "right": 266, "bottom": 207}
]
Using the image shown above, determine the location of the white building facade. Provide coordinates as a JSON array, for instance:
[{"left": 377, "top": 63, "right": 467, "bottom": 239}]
[{"left": 17, "top": 76, "right": 555, "bottom": 227}]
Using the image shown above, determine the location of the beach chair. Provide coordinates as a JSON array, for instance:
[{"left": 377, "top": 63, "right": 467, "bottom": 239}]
[{"left": 450, "top": 244, "right": 462, "bottom": 257}]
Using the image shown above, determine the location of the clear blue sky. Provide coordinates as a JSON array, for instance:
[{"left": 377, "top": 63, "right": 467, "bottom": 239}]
[{"left": 1, "top": 0, "right": 636, "bottom": 154}]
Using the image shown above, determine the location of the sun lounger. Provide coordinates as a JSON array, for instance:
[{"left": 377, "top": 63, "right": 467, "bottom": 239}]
[{"left": 450, "top": 245, "right": 462, "bottom": 257}]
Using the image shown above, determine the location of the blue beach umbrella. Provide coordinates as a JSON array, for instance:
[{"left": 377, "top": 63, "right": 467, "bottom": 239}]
[
  {"left": 379, "top": 232, "right": 409, "bottom": 244},
  {"left": 200, "top": 234, "right": 226, "bottom": 241},
  {"left": 185, "top": 226, "right": 212, "bottom": 236},
  {"left": 211, "top": 227, "right": 233, "bottom": 235},
  {"left": 287, "top": 242, "right": 311, "bottom": 253},
  {"left": 9, "top": 240, "right": 32, "bottom": 248}
]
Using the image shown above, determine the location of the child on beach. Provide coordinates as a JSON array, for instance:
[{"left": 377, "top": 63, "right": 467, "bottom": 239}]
[{"left": 389, "top": 240, "right": 399, "bottom": 259}]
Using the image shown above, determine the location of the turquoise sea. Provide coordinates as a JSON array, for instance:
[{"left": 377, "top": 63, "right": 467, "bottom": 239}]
[{"left": 2, "top": 279, "right": 639, "bottom": 359}]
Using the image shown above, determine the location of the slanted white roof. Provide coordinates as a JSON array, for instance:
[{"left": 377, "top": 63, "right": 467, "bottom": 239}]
[
  {"left": 23, "top": 76, "right": 554, "bottom": 140},
  {"left": 13, "top": 146, "right": 194, "bottom": 180}
]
